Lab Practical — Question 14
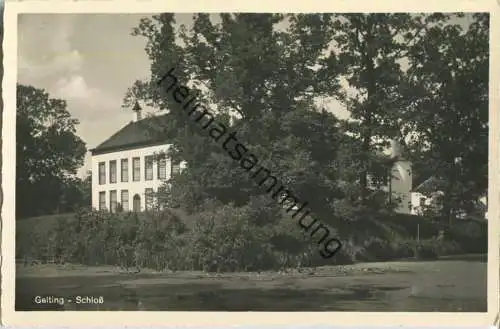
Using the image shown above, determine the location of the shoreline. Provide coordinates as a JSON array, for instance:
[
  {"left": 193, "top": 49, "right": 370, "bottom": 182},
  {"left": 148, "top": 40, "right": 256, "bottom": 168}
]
[
  {"left": 15, "top": 258, "right": 487, "bottom": 312},
  {"left": 16, "top": 254, "right": 486, "bottom": 279}
]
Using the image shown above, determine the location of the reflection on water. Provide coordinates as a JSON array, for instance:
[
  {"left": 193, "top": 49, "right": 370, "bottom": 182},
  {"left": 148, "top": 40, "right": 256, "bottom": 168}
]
[
  {"left": 16, "top": 275, "right": 486, "bottom": 312},
  {"left": 16, "top": 258, "right": 487, "bottom": 312}
]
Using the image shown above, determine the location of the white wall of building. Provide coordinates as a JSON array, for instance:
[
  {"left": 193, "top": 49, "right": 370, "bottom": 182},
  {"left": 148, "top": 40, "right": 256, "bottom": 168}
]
[
  {"left": 410, "top": 191, "right": 439, "bottom": 216},
  {"left": 411, "top": 191, "right": 426, "bottom": 215},
  {"left": 91, "top": 143, "right": 174, "bottom": 212},
  {"left": 390, "top": 160, "right": 412, "bottom": 214},
  {"left": 411, "top": 191, "right": 488, "bottom": 219},
  {"left": 367, "top": 159, "right": 412, "bottom": 215}
]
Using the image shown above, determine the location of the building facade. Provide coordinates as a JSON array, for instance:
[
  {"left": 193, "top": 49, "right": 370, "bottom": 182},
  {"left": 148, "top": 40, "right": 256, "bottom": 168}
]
[
  {"left": 91, "top": 103, "right": 439, "bottom": 216},
  {"left": 375, "top": 140, "right": 413, "bottom": 215},
  {"left": 91, "top": 144, "right": 181, "bottom": 212},
  {"left": 389, "top": 159, "right": 413, "bottom": 214},
  {"left": 410, "top": 176, "right": 488, "bottom": 220},
  {"left": 90, "top": 103, "right": 183, "bottom": 212}
]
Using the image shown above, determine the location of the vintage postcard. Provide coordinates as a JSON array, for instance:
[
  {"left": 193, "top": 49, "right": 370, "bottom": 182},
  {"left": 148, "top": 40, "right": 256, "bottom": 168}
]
[{"left": 1, "top": 0, "right": 499, "bottom": 326}]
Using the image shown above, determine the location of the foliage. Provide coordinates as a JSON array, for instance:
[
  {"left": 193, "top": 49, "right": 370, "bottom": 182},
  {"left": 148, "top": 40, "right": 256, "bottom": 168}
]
[
  {"left": 16, "top": 84, "right": 87, "bottom": 218},
  {"left": 17, "top": 14, "right": 488, "bottom": 270},
  {"left": 123, "top": 14, "right": 422, "bottom": 250},
  {"left": 402, "top": 13, "right": 489, "bottom": 221},
  {"left": 17, "top": 208, "right": 485, "bottom": 272},
  {"left": 58, "top": 172, "right": 91, "bottom": 214},
  {"left": 409, "top": 237, "right": 463, "bottom": 260},
  {"left": 447, "top": 220, "right": 488, "bottom": 254},
  {"left": 15, "top": 14, "right": 490, "bottom": 273},
  {"left": 318, "top": 14, "right": 429, "bottom": 203},
  {"left": 122, "top": 14, "right": 488, "bottom": 241}
]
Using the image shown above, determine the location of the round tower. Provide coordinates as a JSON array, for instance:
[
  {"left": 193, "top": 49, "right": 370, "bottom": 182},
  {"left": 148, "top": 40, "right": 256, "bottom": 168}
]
[{"left": 389, "top": 139, "right": 413, "bottom": 214}]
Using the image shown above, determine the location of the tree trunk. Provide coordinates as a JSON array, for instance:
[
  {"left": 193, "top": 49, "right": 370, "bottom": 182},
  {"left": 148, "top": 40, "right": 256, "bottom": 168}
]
[{"left": 360, "top": 17, "right": 376, "bottom": 206}]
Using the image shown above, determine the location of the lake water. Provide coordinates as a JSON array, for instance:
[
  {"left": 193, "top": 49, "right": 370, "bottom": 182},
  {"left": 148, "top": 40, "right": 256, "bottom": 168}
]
[{"left": 15, "top": 259, "right": 487, "bottom": 312}]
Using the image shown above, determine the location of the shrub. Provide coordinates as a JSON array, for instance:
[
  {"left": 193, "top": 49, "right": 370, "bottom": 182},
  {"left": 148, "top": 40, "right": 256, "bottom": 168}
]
[
  {"left": 16, "top": 205, "right": 485, "bottom": 272},
  {"left": 435, "top": 238, "right": 462, "bottom": 255},
  {"left": 404, "top": 237, "right": 463, "bottom": 260},
  {"left": 185, "top": 203, "right": 278, "bottom": 272},
  {"left": 413, "top": 240, "right": 438, "bottom": 260},
  {"left": 388, "top": 239, "right": 415, "bottom": 259},
  {"left": 448, "top": 220, "right": 487, "bottom": 254},
  {"left": 358, "top": 237, "right": 394, "bottom": 262}
]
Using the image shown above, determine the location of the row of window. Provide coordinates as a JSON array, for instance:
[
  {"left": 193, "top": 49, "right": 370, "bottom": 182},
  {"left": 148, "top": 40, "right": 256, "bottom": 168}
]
[
  {"left": 98, "top": 189, "right": 156, "bottom": 212},
  {"left": 98, "top": 156, "right": 181, "bottom": 185}
]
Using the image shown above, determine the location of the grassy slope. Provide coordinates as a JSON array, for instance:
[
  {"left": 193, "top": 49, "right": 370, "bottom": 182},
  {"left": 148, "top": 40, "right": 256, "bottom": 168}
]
[{"left": 17, "top": 213, "right": 77, "bottom": 232}]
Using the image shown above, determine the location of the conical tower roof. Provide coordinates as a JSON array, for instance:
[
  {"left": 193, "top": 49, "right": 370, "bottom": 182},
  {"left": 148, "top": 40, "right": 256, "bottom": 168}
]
[{"left": 132, "top": 100, "right": 142, "bottom": 112}]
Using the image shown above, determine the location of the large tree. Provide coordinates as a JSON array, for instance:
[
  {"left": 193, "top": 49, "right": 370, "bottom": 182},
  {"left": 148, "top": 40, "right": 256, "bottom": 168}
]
[
  {"left": 58, "top": 171, "right": 91, "bottom": 214},
  {"left": 124, "top": 13, "right": 487, "bottom": 256},
  {"left": 16, "top": 84, "right": 86, "bottom": 217},
  {"left": 315, "top": 13, "right": 488, "bottom": 220},
  {"left": 123, "top": 14, "right": 425, "bottom": 254},
  {"left": 124, "top": 14, "right": 345, "bottom": 215},
  {"left": 317, "top": 14, "right": 447, "bottom": 205},
  {"left": 402, "top": 13, "right": 489, "bottom": 222}
]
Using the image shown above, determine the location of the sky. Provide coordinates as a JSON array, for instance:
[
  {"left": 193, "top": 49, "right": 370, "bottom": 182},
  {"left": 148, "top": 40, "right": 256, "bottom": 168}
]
[
  {"left": 18, "top": 14, "right": 177, "bottom": 177},
  {"left": 17, "top": 13, "right": 351, "bottom": 178},
  {"left": 17, "top": 13, "right": 473, "bottom": 178}
]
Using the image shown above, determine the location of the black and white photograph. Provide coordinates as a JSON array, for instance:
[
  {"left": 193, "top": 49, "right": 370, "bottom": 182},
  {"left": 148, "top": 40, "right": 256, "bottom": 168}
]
[{"left": 4, "top": 3, "right": 497, "bottom": 323}]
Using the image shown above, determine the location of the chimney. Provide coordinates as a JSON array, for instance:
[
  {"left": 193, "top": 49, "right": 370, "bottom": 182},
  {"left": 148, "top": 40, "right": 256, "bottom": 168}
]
[{"left": 132, "top": 101, "right": 142, "bottom": 122}]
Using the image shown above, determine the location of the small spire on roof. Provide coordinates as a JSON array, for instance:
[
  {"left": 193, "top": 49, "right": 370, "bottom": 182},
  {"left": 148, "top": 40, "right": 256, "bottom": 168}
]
[
  {"left": 132, "top": 100, "right": 142, "bottom": 122},
  {"left": 132, "top": 100, "right": 142, "bottom": 112}
]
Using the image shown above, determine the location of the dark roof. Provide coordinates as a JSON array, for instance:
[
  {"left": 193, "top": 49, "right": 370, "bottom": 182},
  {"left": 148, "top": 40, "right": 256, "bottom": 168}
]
[
  {"left": 90, "top": 114, "right": 171, "bottom": 155},
  {"left": 412, "top": 176, "right": 445, "bottom": 194}
]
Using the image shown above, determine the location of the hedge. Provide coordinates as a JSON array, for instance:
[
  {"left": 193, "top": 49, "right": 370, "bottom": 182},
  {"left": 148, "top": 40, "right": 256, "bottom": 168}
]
[{"left": 16, "top": 207, "right": 487, "bottom": 272}]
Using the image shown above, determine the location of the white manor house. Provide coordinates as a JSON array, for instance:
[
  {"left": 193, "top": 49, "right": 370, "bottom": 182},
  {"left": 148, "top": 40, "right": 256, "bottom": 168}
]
[
  {"left": 90, "top": 102, "right": 184, "bottom": 212},
  {"left": 90, "top": 103, "right": 484, "bottom": 217}
]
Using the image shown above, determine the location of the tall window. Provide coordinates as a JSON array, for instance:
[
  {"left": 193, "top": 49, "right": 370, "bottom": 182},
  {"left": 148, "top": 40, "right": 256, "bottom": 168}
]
[
  {"left": 121, "top": 159, "right": 129, "bottom": 182},
  {"left": 110, "top": 190, "right": 117, "bottom": 213},
  {"left": 132, "top": 157, "right": 140, "bottom": 181},
  {"left": 145, "top": 156, "right": 154, "bottom": 181},
  {"left": 157, "top": 156, "right": 167, "bottom": 180},
  {"left": 98, "top": 162, "right": 106, "bottom": 185},
  {"left": 133, "top": 194, "right": 141, "bottom": 212},
  {"left": 171, "top": 160, "right": 181, "bottom": 177},
  {"left": 121, "top": 190, "right": 129, "bottom": 211},
  {"left": 99, "top": 191, "right": 106, "bottom": 210},
  {"left": 109, "top": 160, "right": 117, "bottom": 184},
  {"left": 145, "top": 188, "right": 154, "bottom": 210}
]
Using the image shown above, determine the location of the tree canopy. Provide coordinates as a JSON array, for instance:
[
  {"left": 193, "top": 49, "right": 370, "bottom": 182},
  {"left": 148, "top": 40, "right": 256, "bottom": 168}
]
[
  {"left": 403, "top": 13, "right": 489, "bottom": 221},
  {"left": 124, "top": 13, "right": 488, "bottom": 234},
  {"left": 17, "top": 84, "right": 87, "bottom": 218}
]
